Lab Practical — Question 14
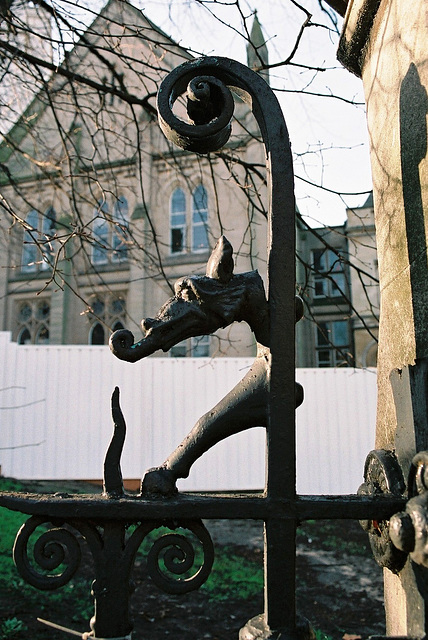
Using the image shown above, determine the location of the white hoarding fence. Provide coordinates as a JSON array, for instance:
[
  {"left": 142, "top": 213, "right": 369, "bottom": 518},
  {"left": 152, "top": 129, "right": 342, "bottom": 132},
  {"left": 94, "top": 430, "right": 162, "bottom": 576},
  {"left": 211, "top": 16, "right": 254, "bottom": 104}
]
[{"left": 0, "top": 332, "right": 377, "bottom": 494}]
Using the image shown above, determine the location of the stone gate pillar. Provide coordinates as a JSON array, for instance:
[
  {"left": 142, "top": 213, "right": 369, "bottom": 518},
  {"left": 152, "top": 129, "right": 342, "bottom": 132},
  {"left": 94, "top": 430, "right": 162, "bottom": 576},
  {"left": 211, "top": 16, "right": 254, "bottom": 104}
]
[{"left": 337, "top": 0, "right": 428, "bottom": 635}]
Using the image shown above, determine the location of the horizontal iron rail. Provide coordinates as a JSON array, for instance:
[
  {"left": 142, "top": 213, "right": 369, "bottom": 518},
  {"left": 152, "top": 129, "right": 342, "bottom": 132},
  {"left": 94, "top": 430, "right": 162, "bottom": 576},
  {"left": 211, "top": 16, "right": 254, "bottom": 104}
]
[{"left": 0, "top": 491, "right": 406, "bottom": 521}]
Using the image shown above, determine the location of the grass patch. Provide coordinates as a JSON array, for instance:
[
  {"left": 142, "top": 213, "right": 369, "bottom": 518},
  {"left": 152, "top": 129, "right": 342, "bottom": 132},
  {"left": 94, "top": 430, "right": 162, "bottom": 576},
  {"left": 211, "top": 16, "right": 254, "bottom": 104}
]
[
  {"left": 202, "top": 546, "right": 263, "bottom": 601},
  {"left": 1, "top": 617, "right": 27, "bottom": 638},
  {"left": 0, "top": 479, "right": 29, "bottom": 584}
]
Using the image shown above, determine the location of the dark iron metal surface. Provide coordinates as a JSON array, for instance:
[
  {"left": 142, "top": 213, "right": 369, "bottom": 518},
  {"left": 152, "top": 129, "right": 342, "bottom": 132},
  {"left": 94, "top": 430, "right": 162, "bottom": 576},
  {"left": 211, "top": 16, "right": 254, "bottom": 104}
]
[
  {"left": 103, "top": 387, "right": 126, "bottom": 498},
  {"left": 112, "top": 55, "right": 299, "bottom": 637},
  {"left": 0, "top": 490, "right": 406, "bottom": 522}
]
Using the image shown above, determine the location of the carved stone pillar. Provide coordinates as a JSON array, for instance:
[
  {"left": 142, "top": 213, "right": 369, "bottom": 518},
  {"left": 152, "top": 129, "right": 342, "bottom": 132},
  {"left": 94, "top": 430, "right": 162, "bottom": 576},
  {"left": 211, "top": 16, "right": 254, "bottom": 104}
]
[{"left": 338, "top": 0, "right": 428, "bottom": 635}]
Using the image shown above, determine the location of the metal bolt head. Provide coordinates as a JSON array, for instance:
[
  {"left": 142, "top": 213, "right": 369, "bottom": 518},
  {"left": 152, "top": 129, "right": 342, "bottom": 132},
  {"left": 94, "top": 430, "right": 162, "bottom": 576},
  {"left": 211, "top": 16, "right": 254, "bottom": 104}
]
[{"left": 389, "top": 512, "right": 415, "bottom": 554}]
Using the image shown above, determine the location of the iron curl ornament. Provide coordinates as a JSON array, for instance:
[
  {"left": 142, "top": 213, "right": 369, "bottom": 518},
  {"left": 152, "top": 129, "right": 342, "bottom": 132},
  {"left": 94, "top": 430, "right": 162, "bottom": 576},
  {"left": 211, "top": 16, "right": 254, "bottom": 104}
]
[
  {"left": 155, "top": 56, "right": 286, "bottom": 156},
  {"left": 12, "top": 514, "right": 214, "bottom": 595},
  {"left": 13, "top": 515, "right": 82, "bottom": 590},
  {"left": 145, "top": 520, "right": 214, "bottom": 594},
  {"left": 158, "top": 72, "right": 235, "bottom": 153},
  {"left": 12, "top": 512, "right": 214, "bottom": 638}
]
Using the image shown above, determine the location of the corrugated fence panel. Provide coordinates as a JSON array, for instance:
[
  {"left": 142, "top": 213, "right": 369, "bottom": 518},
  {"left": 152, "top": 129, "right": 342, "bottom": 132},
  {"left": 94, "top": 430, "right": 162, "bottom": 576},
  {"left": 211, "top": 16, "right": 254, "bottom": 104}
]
[
  {"left": 295, "top": 368, "right": 377, "bottom": 494},
  {"left": 0, "top": 333, "right": 377, "bottom": 494}
]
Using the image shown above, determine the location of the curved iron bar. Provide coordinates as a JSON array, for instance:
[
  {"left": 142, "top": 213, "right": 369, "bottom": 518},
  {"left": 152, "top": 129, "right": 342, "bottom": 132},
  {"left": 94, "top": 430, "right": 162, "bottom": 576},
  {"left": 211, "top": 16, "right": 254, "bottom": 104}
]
[
  {"left": 13, "top": 514, "right": 214, "bottom": 591},
  {"left": 13, "top": 516, "right": 82, "bottom": 591},
  {"left": 103, "top": 387, "right": 126, "bottom": 497},
  {"left": 144, "top": 520, "right": 214, "bottom": 594},
  {"left": 156, "top": 56, "right": 297, "bottom": 635},
  {"left": 109, "top": 55, "right": 298, "bottom": 635}
]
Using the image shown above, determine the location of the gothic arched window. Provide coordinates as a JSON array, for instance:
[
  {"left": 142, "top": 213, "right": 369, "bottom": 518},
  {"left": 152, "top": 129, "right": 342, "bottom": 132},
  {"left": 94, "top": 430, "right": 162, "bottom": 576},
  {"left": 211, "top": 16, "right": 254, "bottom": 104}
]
[
  {"left": 92, "top": 199, "right": 109, "bottom": 265},
  {"left": 87, "top": 293, "right": 126, "bottom": 345},
  {"left": 22, "top": 208, "right": 56, "bottom": 272},
  {"left": 16, "top": 299, "right": 50, "bottom": 345},
  {"left": 90, "top": 322, "right": 105, "bottom": 345},
  {"left": 170, "top": 188, "right": 186, "bottom": 254},
  {"left": 112, "top": 196, "right": 129, "bottom": 263},
  {"left": 192, "top": 185, "right": 209, "bottom": 252}
]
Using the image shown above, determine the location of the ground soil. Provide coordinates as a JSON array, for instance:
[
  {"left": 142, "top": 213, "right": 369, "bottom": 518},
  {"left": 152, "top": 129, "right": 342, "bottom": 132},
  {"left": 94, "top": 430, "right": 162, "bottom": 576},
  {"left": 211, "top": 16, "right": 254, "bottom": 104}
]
[{"left": 1, "top": 481, "right": 385, "bottom": 640}]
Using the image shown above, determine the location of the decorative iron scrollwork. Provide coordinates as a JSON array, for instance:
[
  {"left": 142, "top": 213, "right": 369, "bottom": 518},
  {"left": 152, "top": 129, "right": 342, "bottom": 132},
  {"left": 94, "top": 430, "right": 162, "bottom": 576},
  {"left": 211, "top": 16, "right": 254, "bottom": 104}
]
[
  {"left": 145, "top": 520, "right": 214, "bottom": 594},
  {"left": 13, "top": 512, "right": 214, "bottom": 600},
  {"left": 361, "top": 450, "right": 428, "bottom": 570},
  {"left": 157, "top": 62, "right": 235, "bottom": 154},
  {"left": 13, "top": 516, "right": 82, "bottom": 590}
]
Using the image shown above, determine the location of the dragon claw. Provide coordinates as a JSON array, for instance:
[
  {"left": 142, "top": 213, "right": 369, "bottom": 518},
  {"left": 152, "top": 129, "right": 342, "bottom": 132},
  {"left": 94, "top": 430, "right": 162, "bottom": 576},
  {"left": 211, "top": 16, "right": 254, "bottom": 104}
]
[{"left": 140, "top": 467, "right": 178, "bottom": 499}]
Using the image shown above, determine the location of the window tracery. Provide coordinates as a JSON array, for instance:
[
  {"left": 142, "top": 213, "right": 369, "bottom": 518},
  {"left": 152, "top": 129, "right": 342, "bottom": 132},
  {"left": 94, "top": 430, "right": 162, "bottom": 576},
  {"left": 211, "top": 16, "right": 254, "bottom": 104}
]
[
  {"left": 87, "top": 292, "right": 126, "bottom": 345},
  {"left": 92, "top": 196, "right": 129, "bottom": 265},
  {"left": 21, "top": 207, "right": 56, "bottom": 273},
  {"left": 16, "top": 299, "right": 50, "bottom": 344}
]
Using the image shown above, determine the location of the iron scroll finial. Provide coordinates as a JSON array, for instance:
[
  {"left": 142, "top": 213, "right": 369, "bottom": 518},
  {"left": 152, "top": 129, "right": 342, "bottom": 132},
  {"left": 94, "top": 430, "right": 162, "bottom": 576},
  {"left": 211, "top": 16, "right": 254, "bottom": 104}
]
[
  {"left": 157, "top": 70, "right": 235, "bottom": 152},
  {"left": 156, "top": 56, "right": 294, "bottom": 160}
]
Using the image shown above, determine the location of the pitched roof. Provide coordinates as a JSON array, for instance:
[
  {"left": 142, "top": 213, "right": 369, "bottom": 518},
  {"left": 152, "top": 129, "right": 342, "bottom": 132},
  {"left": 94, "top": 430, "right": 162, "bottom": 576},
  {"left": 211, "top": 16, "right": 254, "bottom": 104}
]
[
  {"left": 362, "top": 191, "right": 373, "bottom": 208},
  {"left": 0, "top": 0, "right": 189, "bottom": 163}
]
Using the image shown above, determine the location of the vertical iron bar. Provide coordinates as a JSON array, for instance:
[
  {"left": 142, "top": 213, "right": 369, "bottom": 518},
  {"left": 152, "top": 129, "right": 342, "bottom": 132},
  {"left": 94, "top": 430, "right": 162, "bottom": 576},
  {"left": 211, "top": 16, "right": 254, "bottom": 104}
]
[
  {"left": 156, "top": 56, "right": 299, "bottom": 635},
  {"left": 265, "top": 129, "right": 297, "bottom": 633},
  {"left": 90, "top": 522, "right": 133, "bottom": 639}
]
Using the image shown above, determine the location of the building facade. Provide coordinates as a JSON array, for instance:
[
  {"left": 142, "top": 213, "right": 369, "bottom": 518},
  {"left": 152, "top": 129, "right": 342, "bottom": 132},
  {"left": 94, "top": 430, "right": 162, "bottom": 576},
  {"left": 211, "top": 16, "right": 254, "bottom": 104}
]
[
  {"left": 345, "top": 193, "right": 379, "bottom": 368},
  {"left": 0, "top": 1, "right": 268, "bottom": 359},
  {"left": 0, "top": 1, "right": 379, "bottom": 368},
  {"left": 296, "top": 194, "right": 378, "bottom": 368}
]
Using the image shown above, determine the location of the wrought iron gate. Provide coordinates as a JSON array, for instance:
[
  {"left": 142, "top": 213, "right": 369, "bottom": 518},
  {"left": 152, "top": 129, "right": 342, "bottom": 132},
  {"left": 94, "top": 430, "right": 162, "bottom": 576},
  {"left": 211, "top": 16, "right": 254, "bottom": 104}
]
[{"left": 1, "top": 56, "right": 426, "bottom": 640}]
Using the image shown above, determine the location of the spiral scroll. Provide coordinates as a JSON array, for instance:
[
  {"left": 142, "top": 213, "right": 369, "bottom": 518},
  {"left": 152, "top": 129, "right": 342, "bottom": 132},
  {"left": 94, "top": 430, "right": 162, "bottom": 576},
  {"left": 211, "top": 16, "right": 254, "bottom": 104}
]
[
  {"left": 13, "top": 516, "right": 82, "bottom": 590},
  {"left": 145, "top": 520, "right": 214, "bottom": 595},
  {"left": 156, "top": 56, "right": 293, "bottom": 159},
  {"left": 157, "top": 66, "right": 235, "bottom": 154}
]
